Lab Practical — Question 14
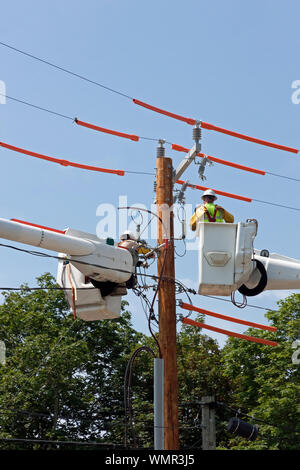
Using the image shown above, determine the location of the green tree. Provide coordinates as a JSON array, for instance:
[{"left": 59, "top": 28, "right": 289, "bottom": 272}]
[
  {"left": 4, "top": 272, "right": 299, "bottom": 450},
  {"left": 177, "top": 315, "right": 233, "bottom": 449},
  {"left": 221, "top": 293, "right": 300, "bottom": 450},
  {"left": 0, "top": 272, "right": 151, "bottom": 450}
]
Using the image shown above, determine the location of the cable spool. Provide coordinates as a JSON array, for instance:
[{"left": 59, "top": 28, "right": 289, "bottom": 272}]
[{"left": 228, "top": 417, "right": 259, "bottom": 441}]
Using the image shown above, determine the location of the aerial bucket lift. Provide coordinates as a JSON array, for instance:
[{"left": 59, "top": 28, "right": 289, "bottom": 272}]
[
  {"left": 0, "top": 218, "right": 135, "bottom": 321},
  {"left": 197, "top": 220, "right": 300, "bottom": 297}
]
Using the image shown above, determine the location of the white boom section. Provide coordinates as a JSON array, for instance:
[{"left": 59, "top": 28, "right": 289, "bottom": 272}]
[
  {"left": 0, "top": 218, "right": 135, "bottom": 320},
  {"left": 173, "top": 144, "right": 198, "bottom": 183},
  {"left": 197, "top": 221, "right": 257, "bottom": 295},
  {"left": 197, "top": 221, "right": 300, "bottom": 296},
  {"left": 0, "top": 218, "right": 94, "bottom": 256},
  {"left": 251, "top": 251, "right": 300, "bottom": 291},
  {"left": 0, "top": 218, "right": 133, "bottom": 284},
  {"left": 63, "top": 228, "right": 133, "bottom": 284},
  {"left": 57, "top": 260, "right": 122, "bottom": 321}
]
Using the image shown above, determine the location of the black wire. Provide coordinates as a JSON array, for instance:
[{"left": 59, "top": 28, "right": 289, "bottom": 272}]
[
  {"left": 1, "top": 91, "right": 168, "bottom": 150},
  {"left": 266, "top": 171, "right": 300, "bottom": 183},
  {"left": 0, "top": 242, "right": 141, "bottom": 278},
  {"left": 1, "top": 93, "right": 73, "bottom": 120},
  {"left": 125, "top": 170, "right": 156, "bottom": 176},
  {"left": 253, "top": 198, "right": 300, "bottom": 212},
  {"left": 0, "top": 286, "right": 94, "bottom": 291},
  {"left": 148, "top": 246, "right": 169, "bottom": 358},
  {"left": 0, "top": 41, "right": 133, "bottom": 100},
  {"left": 3, "top": 93, "right": 300, "bottom": 187},
  {"left": 124, "top": 346, "right": 156, "bottom": 448},
  {"left": 0, "top": 437, "right": 119, "bottom": 447},
  {"left": 202, "top": 293, "right": 272, "bottom": 311},
  {"left": 174, "top": 239, "right": 187, "bottom": 258},
  {"left": 0, "top": 285, "right": 278, "bottom": 313},
  {"left": 174, "top": 279, "right": 193, "bottom": 306},
  {"left": 0, "top": 242, "right": 278, "bottom": 312},
  {"left": 0, "top": 407, "right": 126, "bottom": 428},
  {"left": 216, "top": 402, "right": 277, "bottom": 428},
  {"left": 2, "top": 41, "right": 300, "bottom": 188},
  {"left": 118, "top": 206, "right": 165, "bottom": 235}
]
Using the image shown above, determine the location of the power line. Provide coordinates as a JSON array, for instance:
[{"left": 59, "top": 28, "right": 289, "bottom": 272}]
[
  {"left": 0, "top": 91, "right": 170, "bottom": 146},
  {"left": 0, "top": 437, "right": 120, "bottom": 447},
  {"left": 0, "top": 284, "right": 276, "bottom": 314},
  {"left": 0, "top": 286, "right": 95, "bottom": 291},
  {"left": 216, "top": 401, "right": 278, "bottom": 428},
  {"left": 201, "top": 294, "right": 274, "bottom": 311},
  {"left": 0, "top": 41, "right": 133, "bottom": 100},
  {"left": 1, "top": 92, "right": 73, "bottom": 121},
  {"left": 124, "top": 346, "right": 156, "bottom": 448},
  {"left": 0, "top": 243, "right": 282, "bottom": 314},
  {"left": 2, "top": 92, "right": 300, "bottom": 185},
  {"left": 0, "top": 241, "right": 151, "bottom": 278},
  {"left": 253, "top": 198, "right": 300, "bottom": 212},
  {"left": 0, "top": 407, "right": 134, "bottom": 430},
  {"left": 266, "top": 171, "right": 300, "bottom": 183},
  {"left": 1, "top": 41, "right": 297, "bottom": 153}
]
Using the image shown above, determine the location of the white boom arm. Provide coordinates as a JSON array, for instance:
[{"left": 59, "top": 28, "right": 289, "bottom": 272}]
[
  {"left": 247, "top": 251, "right": 300, "bottom": 292},
  {"left": 0, "top": 218, "right": 135, "bottom": 320},
  {"left": 197, "top": 220, "right": 300, "bottom": 297}
]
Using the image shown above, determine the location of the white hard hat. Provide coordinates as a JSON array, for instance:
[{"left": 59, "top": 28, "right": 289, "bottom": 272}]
[
  {"left": 201, "top": 189, "right": 217, "bottom": 200},
  {"left": 120, "top": 230, "right": 137, "bottom": 241}
]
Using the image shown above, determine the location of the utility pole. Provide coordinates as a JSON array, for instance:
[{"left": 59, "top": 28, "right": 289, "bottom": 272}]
[
  {"left": 154, "top": 125, "right": 201, "bottom": 450},
  {"left": 156, "top": 141, "right": 179, "bottom": 450},
  {"left": 201, "top": 396, "right": 216, "bottom": 450}
]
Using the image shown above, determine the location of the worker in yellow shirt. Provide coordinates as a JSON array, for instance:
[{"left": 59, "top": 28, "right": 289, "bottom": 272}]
[{"left": 190, "top": 189, "right": 234, "bottom": 231}]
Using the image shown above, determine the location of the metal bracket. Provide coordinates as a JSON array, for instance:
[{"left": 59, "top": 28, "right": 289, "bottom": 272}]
[
  {"left": 173, "top": 180, "right": 189, "bottom": 205},
  {"left": 173, "top": 122, "right": 202, "bottom": 183},
  {"left": 173, "top": 144, "right": 198, "bottom": 183},
  {"left": 196, "top": 154, "right": 213, "bottom": 181}
]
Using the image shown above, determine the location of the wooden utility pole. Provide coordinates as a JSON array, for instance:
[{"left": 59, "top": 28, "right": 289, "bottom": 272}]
[{"left": 156, "top": 143, "right": 179, "bottom": 450}]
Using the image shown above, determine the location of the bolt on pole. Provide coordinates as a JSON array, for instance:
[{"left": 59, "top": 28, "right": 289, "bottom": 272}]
[{"left": 155, "top": 141, "right": 179, "bottom": 450}]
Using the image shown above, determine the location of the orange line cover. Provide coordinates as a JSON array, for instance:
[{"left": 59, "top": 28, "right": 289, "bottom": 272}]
[
  {"left": 176, "top": 179, "right": 252, "bottom": 203},
  {"left": 180, "top": 302, "right": 277, "bottom": 332},
  {"left": 0, "top": 141, "right": 124, "bottom": 176},
  {"left": 201, "top": 121, "right": 298, "bottom": 154},
  {"left": 133, "top": 98, "right": 197, "bottom": 126},
  {"left": 171, "top": 143, "right": 266, "bottom": 176},
  {"left": 133, "top": 98, "right": 297, "bottom": 154},
  {"left": 75, "top": 118, "right": 139, "bottom": 142},
  {"left": 182, "top": 317, "right": 278, "bottom": 347}
]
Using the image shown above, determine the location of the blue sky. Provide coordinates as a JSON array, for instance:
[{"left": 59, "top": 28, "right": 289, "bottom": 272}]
[{"left": 0, "top": 0, "right": 300, "bottom": 346}]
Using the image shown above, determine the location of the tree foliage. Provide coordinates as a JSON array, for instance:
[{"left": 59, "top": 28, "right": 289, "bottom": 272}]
[
  {"left": 0, "top": 273, "right": 149, "bottom": 449},
  {"left": 221, "top": 294, "right": 300, "bottom": 449},
  {"left": 0, "top": 273, "right": 299, "bottom": 450}
]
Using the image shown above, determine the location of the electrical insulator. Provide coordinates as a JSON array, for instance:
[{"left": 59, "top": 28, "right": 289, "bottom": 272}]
[
  {"left": 192, "top": 125, "right": 202, "bottom": 142},
  {"left": 157, "top": 140, "right": 165, "bottom": 158}
]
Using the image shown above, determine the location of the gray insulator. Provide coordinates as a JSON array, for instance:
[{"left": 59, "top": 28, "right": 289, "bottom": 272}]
[
  {"left": 193, "top": 126, "right": 202, "bottom": 141},
  {"left": 157, "top": 145, "right": 165, "bottom": 157}
]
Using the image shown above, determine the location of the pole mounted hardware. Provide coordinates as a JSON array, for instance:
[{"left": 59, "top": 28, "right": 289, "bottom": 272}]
[{"left": 173, "top": 122, "right": 202, "bottom": 183}]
